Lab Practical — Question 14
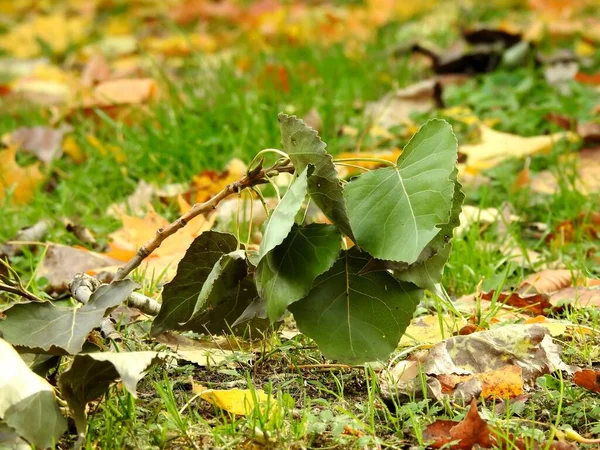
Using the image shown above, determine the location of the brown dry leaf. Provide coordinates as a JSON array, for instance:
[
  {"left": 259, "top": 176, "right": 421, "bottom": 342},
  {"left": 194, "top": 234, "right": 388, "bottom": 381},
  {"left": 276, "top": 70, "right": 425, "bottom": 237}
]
[
  {"left": 460, "top": 124, "right": 575, "bottom": 173},
  {"left": 37, "top": 244, "right": 121, "bottom": 294},
  {"left": 530, "top": 148, "right": 600, "bottom": 195},
  {"left": 423, "top": 399, "right": 492, "bottom": 449},
  {"left": 190, "top": 158, "right": 246, "bottom": 204},
  {"left": 81, "top": 53, "right": 112, "bottom": 87},
  {"left": 0, "top": 146, "right": 44, "bottom": 205},
  {"left": 381, "top": 325, "right": 571, "bottom": 402},
  {"left": 2, "top": 125, "right": 73, "bottom": 164},
  {"left": 103, "top": 209, "right": 214, "bottom": 280},
  {"left": 82, "top": 78, "right": 158, "bottom": 108},
  {"left": 437, "top": 365, "right": 524, "bottom": 399},
  {"left": 573, "top": 369, "right": 600, "bottom": 393},
  {"left": 480, "top": 291, "right": 554, "bottom": 316},
  {"left": 521, "top": 269, "right": 600, "bottom": 293}
]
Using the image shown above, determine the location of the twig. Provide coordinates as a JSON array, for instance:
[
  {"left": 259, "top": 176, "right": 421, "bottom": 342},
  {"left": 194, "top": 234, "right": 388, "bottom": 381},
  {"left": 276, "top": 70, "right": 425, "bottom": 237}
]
[
  {"left": 114, "top": 160, "right": 295, "bottom": 281},
  {"left": 69, "top": 273, "right": 161, "bottom": 316},
  {"left": 0, "top": 280, "right": 46, "bottom": 303}
]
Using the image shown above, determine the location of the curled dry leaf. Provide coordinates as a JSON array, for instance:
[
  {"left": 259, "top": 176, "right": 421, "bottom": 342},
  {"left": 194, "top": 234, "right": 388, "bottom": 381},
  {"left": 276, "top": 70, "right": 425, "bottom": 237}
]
[{"left": 0, "top": 146, "right": 44, "bottom": 205}]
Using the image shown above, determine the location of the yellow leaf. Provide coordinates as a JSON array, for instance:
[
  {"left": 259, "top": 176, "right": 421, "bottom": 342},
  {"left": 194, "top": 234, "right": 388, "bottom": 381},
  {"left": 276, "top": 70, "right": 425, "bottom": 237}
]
[
  {"left": 0, "top": 14, "right": 88, "bottom": 58},
  {"left": 86, "top": 134, "right": 126, "bottom": 163},
  {"left": 460, "top": 125, "right": 576, "bottom": 173},
  {"left": 400, "top": 314, "right": 467, "bottom": 347},
  {"left": 199, "top": 388, "right": 277, "bottom": 417},
  {"left": 0, "top": 146, "right": 44, "bottom": 205},
  {"left": 103, "top": 209, "right": 215, "bottom": 280},
  {"left": 62, "top": 135, "right": 86, "bottom": 163},
  {"left": 191, "top": 159, "right": 246, "bottom": 204}
]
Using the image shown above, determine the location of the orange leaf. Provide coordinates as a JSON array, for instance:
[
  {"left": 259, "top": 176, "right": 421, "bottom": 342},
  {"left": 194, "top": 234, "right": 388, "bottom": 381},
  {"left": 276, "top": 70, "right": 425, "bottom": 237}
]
[
  {"left": 190, "top": 159, "right": 246, "bottom": 204},
  {"left": 573, "top": 369, "right": 600, "bottom": 393},
  {"left": 0, "top": 146, "right": 44, "bottom": 205},
  {"left": 84, "top": 78, "right": 158, "bottom": 108}
]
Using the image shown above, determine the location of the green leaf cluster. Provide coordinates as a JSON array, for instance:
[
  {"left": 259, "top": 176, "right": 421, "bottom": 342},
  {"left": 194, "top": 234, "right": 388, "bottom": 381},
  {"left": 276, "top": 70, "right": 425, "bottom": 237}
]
[{"left": 155, "top": 113, "right": 463, "bottom": 364}]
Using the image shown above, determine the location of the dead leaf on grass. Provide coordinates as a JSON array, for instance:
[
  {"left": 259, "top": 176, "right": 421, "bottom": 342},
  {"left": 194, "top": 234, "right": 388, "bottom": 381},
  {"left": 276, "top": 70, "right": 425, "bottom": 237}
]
[
  {"left": 2, "top": 124, "right": 73, "bottom": 164},
  {"left": 37, "top": 244, "right": 121, "bottom": 294},
  {"left": 460, "top": 124, "right": 575, "bottom": 173},
  {"left": 189, "top": 158, "right": 246, "bottom": 204},
  {"left": 0, "top": 146, "right": 44, "bottom": 205},
  {"left": 82, "top": 77, "right": 158, "bottom": 108},
  {"left": 381, "top": 325, "right": 571, "bottom": 402},
  {"left": 197, "top": 386, "right": 277, "bottom": 417},
  {"left": 573, "top": 369, "right": 600, "bottom": 393}
]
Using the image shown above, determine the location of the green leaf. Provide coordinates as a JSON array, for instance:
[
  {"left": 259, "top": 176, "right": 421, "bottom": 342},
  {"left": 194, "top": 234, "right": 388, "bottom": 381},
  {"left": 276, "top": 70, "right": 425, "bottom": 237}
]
[
  {"left": 0, "top": 280, "right": 137, "bottom": 354},
  {"left": 289, "top": 250, "right": 422, "bottom": 364},
  {"left": 0, "top": 423, "right": 31, "bottom": 450},
  {"left": 58, "top": 352, "right": 164, "bottom": 434},
  {"left": 278, "top": 113, "right": 354, "bottom": 239},
  {"left": 344, "top": 119, "right": 458, "bottom": 264},
  {"left": 256, "top": 224, "right": 341, "bottom": 322},
  {"left": 0, "top": 338, "right": 67, "bottom": 448},
  {"left": 258, "top": 166, "right": 309, "bottom": 261},
  {"left": 183, "top": 251, "right": 261, "bottom": 335},
  {"left": 151, "top": 231, "right": 237, "bottom": 336},
  {"left": 393, "top": 168, "right": 465, "bottom": 291}
]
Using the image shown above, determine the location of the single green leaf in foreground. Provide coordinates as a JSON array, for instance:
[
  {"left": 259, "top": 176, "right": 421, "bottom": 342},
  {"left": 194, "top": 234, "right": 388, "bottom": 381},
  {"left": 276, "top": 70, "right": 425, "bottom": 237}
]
[
  {"left": 393, "top": 168, "right": 465, "bottom": 291},
  {"left": 183, "top": 251, "right": 263, "bottom": 335},
  {"left": 58, "top": 351, "right": 165, "bottom": 434},
  {"left": 151, "top": 231, "right": 237, "bottom": 336},
  {"left": 0, "top": 280, "right": 137, "bottom": 354},
  {"left": 258, "top": 166, "right": 309, "bottom": 262},
  {"left": 278, "top": 113, "right": 354, "bottom": 239},
  {"left": 256, "top": 224, "right": 341, "bottom": 322},
  {"left": 0, "top": 338, "right": 67, "bottom": 449},
  {"left": 344, "top": 119, "right": 457, "bottom": 264},
  {"left": 289, "top": 250, "right": 422, "bottom": 364}
]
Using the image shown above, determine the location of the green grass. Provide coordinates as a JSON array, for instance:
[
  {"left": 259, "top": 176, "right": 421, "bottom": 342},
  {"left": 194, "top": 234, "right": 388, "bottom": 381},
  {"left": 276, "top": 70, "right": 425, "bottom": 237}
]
[{"left": 2, "top": 3, "right": 600, "bottom": 449}]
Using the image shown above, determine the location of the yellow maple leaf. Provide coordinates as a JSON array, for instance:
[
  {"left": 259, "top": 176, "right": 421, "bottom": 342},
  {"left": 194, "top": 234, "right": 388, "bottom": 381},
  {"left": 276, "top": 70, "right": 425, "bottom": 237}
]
[
  {"left": 0, "top": 146, "right": 44, "bottom": 205},
  {"left": 460, "top": 125, "right": 576, "bottom": 173}
]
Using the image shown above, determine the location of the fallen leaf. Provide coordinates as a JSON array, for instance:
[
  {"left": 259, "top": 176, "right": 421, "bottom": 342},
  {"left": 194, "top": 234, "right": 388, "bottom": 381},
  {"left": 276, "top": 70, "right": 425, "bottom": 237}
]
[
  {"left": 37, "top": 244, "right": 121, "bottom": 294},
  {"left": 59, "top": 351, "right": 165, "bottom": 433},
  {"left": 0, "top": 338, "right": 67, "bottom": 448},
  {"left": 460, "top": 124, "right": 575, "bottom": 173},
  {"left": 381, "top": 325, "right": 571, "bottom": 401},
  {"left": 573, "top": 369, "right": 600, "bottom": 393},
  {"left": 521, "top": 269, "right": 600, "bottom": 293},
  {"left": 81, "top": 53, "right": 112, "bottom": 87},
  {"left": 2, "top": 124, "right": 73, "bottom": 164},
  {"left": 480, "top": 290, "right": 554, "bottom": 316},
  {"left": 199, "top": 387, "right": 277, "bottom": 417},
  {"left": 423, "top": 399, "right": 492, "bottom": 449},
  {"left": 302, "top": 107, "right": 322, "bottom": 133},
  {"left": 83, "top": 78, "right": 158, "bottom": 108},
  {"left": 399, "top": 314, "right": 467, "bottom": 347},
  {"left": 104, "top": 209, "right": 214, "bottom": 280},
  {"left": 530, "top": 147, "right": 600, "bottom": 194},
  {"left": 62, "top": 135, "right": 86, "bottom": 163},
  {"left": 0, "top": 146, "right": 44, "bottom": 205},
  {"left": 190, "top": 158, "right": 246, "bottom": 204},
  {"left": 457, "top": 204, "right": 522, "bottom": 236},
  {"left": 575, "top": 71, "right": 600, "bottom": 85}
]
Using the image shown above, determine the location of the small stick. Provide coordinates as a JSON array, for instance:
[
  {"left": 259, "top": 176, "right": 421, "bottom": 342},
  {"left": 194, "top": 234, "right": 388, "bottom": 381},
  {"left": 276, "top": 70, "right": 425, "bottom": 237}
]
[
  {"left": 114, "top": 160, "right": 294, "bottom": 281},
  {"left": 291, "top": 363, "right": 358, "bottom": 370},
  {"left": 0, "top": 281, "right": 45, "bottom": 303}
]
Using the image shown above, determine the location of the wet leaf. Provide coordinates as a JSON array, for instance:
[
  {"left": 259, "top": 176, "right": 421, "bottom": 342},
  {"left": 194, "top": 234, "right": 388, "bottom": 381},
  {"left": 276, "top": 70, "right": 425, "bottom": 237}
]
[{"left": 0, "top": 338, "right": 67, "bottom": 448}]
